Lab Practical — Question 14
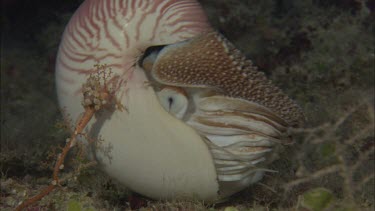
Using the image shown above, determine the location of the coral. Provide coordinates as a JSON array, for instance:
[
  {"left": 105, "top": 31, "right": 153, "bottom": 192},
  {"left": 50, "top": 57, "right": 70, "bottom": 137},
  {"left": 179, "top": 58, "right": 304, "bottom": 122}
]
[
  {"left": 13, "top": 64, "right": 120, "bottom": 210},
  {"left": 282, "top": 98, "right": 374, "bottom": 208}
]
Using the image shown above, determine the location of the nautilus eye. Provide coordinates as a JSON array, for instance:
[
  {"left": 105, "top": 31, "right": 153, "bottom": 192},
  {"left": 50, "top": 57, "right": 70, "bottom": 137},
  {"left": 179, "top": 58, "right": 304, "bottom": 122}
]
[{"left": 156, "top": 87, "right": 188, "bottom": 119}]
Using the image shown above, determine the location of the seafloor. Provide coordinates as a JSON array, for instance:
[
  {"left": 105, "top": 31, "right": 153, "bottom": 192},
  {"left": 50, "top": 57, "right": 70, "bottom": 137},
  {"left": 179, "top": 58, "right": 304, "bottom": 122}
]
[{"left": 1, "top": 0, "right": 374, "bottom": 210}]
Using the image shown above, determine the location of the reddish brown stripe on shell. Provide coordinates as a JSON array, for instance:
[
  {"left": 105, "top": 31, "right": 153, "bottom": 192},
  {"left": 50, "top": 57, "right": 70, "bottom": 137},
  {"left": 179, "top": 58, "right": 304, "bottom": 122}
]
[
  {"left": 201, "top": 110, "right": 288, "bottom": 132},
  {"left": 152, "top": 32, "right": 305, "bottom": 127},
  {"left": 194, "top": 117, "right": 281, "bottom": 138},
  {"left": 135, "top": 2, "right": 159, "bottom": 41},
  {"left": 197, "top": 96, "right": 288, "bottom": 127}
]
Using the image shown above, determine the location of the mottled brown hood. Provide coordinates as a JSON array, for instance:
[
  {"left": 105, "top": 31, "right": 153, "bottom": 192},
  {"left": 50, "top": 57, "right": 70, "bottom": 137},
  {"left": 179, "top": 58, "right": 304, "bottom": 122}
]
[{"left": 149, "top": 31, "right": 305, "bottom": 127}]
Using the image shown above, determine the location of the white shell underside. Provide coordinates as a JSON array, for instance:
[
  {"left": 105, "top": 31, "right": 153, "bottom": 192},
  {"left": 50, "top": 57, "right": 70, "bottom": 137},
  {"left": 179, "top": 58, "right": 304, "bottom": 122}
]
[{"left": 90, "top": 67, "right": 219, "bottom": 200}]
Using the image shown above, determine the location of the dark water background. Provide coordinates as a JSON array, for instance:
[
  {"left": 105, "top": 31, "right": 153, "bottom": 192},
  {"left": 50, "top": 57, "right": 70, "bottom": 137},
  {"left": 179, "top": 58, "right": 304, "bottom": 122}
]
[{"left": 1, "top": 0, "right": 374, "bottom": 210}]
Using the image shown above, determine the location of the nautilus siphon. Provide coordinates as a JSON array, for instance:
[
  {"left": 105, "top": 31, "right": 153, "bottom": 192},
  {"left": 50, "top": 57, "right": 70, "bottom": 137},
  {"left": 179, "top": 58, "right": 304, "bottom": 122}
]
[{"left": 55, "top": 0, "right": 304, "bottom": 201}]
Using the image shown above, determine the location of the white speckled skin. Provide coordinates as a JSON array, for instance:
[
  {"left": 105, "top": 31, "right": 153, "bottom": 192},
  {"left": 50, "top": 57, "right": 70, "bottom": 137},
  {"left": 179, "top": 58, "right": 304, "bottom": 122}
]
[{"left": 55, "top": 0, "right": 220, "bottom": 200}]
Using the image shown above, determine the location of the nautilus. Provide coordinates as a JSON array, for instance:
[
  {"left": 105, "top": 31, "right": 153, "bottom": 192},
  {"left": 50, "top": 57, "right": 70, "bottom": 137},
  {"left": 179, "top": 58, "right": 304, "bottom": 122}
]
[{"left": 56, "top": 0, "right": 304, "bottom": 201}]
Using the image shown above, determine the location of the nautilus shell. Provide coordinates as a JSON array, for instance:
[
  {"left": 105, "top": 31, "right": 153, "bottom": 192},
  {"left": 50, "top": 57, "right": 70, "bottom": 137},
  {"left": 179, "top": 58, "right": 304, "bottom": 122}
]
[{"left": 56, "top": 0, "right": 304, "bottom": 201}]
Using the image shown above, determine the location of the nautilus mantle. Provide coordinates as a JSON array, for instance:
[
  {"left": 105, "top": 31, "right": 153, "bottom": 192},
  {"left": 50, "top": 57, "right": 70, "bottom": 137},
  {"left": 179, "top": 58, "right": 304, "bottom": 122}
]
[{"left": 56, "top": 0, "right": 304, "bottom": 201}]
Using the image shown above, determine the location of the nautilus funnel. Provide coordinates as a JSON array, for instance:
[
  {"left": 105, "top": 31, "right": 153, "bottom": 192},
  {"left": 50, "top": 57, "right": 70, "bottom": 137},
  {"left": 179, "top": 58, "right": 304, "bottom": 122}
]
[{"left": 56, "top": 0, "right": 304, "bottom": 201}]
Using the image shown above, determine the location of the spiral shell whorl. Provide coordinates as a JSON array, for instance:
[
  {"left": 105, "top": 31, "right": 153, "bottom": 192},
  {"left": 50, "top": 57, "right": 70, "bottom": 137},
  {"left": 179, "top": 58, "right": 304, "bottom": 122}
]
[{"left": 56, "top": 0, "right": 211, "bottom": 104}]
